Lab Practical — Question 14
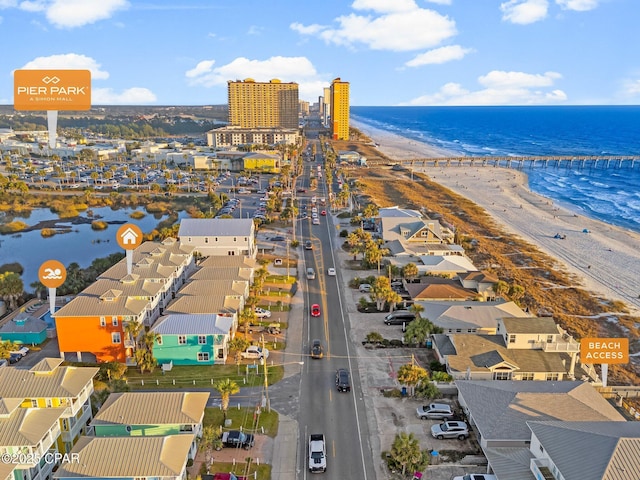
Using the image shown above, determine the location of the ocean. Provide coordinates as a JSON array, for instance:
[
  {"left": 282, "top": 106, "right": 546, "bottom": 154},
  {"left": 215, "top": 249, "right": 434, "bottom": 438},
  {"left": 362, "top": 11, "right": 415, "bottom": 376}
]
[{"left": 351, "top": 106, "right": 640, "bottom": 233}]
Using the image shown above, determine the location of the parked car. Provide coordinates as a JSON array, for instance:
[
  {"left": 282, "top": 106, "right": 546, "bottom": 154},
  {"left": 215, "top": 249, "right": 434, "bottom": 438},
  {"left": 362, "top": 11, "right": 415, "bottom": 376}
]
[
  {"left": 310, "top": 339, "right": 324, "bottom": 359},
  {"left": 359, "top": 283, "right": 372, "bottom": 293},
  {"left": 241, "top": 346, "right": 269, "bottom": 360},
  {"left": 311, "top": 304, "right": 321, "bottom": 317},
  {"left": 0, "top": 359, "right": 8, "bottom": 368},
  {"left": 431, "top": 421, "right": 469, "bottom": 440},
  {"left": 416, "top": 403, "right": 453, "bottom": 420},
  {"left": 255, "top": 307, "right": 272, "bottom": 318},
  {"left": 335, "top": 368, "right": 351, "bottom": 392},
  {"left": 327, "top": 267, "right": 336, "bottom": 276},
  {"left": 384, "top": 312, "right": 416, "bottom": 325},
  {"left": 10, "top": 346, "right": 29, "bottom": 357},
  {"left": 217, "top": 430, "right": 255, "bottom": 450},
  {"left": 272, "top": 235, "right": 285, "bottom": 242}
]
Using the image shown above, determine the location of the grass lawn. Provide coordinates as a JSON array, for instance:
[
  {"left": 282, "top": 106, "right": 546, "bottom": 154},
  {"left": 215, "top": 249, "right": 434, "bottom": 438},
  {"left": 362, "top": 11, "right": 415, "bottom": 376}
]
[
  {"left": 204, "top": 406, "right": 279, "bottom": 436},
  {"left": 125, "top": 364, "right": 284, "bottom": 390},
  {"left": 206, "top": 462, "right": 270, "bottom": 480}
]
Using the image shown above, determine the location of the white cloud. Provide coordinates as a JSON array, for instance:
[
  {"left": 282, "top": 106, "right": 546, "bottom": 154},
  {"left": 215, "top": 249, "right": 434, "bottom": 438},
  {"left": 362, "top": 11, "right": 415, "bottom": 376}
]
[
  {"left": 478, "top": 70, "right": 561, "bottom": 88},
  {"left": 185, "top": 60, "right": 215, "bottom": 79},
  {"left": 92, "top": 87, "right": 157, "bottom": 105},
  {"left": 247, "top": 25, "right": 262, "bottom": 35},
  {"left": 185, "top": 56, "right": 326, "bottom": 102},
  {"left": 425, "top": 0, "right": 452, "bottom": 4},
  {"left": 405, "top": 45, "right": 473, "bottom": 67},
  {"left": 20, "top": 53, "right": 110, "bottom": 79},
  {"left": 351, "top": 0, "right": 418, "bottom": 13},
  {"left": 501, "top": 0, "right": 548, "bottom": 24},
  {"left": 621, "top": 78, "right": 640, "bottom": 97},
  {"left": 555, "top": 0, "right": 599, "bottom": 11},
  {"left": 402, "top": 70, "right": 567, "bottom": 105},
  {"left": 15, "top": 0, "right": 130, "bottom": 28},
  {"left": 292, "top": 5, "right": 456, "bottom": 51}
]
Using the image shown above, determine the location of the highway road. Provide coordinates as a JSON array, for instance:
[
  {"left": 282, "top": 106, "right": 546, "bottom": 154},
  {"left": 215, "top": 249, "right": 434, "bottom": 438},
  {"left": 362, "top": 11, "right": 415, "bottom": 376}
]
[{"left": 295, "top": 142, "right": 377, "bottom": 479}]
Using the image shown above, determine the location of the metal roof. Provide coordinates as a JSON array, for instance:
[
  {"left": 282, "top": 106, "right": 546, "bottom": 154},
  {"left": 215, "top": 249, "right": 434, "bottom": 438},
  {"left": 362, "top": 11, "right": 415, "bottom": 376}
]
[
  {"left": 53, "top": 435, "right": 194, "bottom": 478},
  {"left": 178, "top": 218, "right": 254, "bottom": 237},
  {"left": 0, "top": 407, "right": 66, "bottom": 446},
  {"left": 92, "top": 391, "right": 209, "bottom": 426},
  {"left": 528, "top": 421, "right": 640, "bottom": 480},
  {"left": 152, "top": 314, "right": 234, "bottom": 335}
]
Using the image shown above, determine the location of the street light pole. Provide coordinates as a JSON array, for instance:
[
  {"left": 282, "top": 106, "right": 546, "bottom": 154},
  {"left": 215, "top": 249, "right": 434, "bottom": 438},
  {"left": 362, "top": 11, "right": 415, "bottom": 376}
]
[
  {"left": 286, "top": 239, "right": 290, "bottom": 282},
  {"left": 261, "top": 335, "right": 270, "bottom": 413}
]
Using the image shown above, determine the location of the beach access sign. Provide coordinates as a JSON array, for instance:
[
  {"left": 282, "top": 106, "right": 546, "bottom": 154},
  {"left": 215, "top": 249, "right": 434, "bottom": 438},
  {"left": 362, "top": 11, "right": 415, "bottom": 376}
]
[
  {"left": 14, "top": 69, "right": 91, "bottom": 111},
  {"left": 581, "top": 337, "right": 629, "bottom": 363}
]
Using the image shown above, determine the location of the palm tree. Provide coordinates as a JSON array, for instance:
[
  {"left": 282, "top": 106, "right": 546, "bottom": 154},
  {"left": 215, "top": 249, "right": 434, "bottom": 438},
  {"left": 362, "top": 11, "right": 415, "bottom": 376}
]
[
  {"left": 409, "top": 303, "right": 425, "bottom": 319},
  {"left": 0, "top": 340, "right": 20, "bottom": 360},
  {"left": 389, "top": 432, "right": 428, "bottom": 476},
  {"left": 0, "top": 272, "right": 24, "bottom": 310},
  {"left": 213, "top": 378, "right": 240, "bottom": 419}
]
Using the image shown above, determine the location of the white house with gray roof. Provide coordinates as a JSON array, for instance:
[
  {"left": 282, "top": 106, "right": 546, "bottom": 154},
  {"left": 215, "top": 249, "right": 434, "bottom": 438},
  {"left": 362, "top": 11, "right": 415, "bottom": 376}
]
[
  {"left": 455, "top": 380, "right": 631, "bottom": 480},
  {"left": 178, "top": 218, "right": 256, "bottom": 257}
]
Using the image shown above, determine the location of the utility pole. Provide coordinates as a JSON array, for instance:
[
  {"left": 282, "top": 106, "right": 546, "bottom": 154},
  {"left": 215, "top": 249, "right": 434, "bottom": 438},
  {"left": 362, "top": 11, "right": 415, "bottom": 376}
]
[{"left": 262, "top": 335, "right": 270, "bottom": 412}]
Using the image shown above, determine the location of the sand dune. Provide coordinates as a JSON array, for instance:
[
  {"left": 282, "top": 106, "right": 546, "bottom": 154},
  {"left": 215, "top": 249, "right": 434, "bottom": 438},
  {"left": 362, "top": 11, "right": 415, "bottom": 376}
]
[{"left": 353, "top": 120, "right": 640, "bottom": 315}]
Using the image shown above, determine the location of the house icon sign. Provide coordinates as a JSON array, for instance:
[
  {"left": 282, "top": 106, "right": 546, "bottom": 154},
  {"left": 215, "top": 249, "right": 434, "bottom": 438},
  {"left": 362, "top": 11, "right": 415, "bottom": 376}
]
[{"left": 120, "top": 228, "right": 139, "bottom": 245}]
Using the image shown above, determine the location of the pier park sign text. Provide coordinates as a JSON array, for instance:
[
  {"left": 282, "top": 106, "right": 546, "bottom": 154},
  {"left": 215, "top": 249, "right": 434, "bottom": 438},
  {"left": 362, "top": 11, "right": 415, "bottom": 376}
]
[{"left": 14, "top": 69, "right": 91, "bottom": 111}]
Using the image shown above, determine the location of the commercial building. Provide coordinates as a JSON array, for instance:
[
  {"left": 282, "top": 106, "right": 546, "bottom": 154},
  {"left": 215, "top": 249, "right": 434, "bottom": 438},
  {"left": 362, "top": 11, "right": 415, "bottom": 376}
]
[
  {"left": 228, "top": 79, "right": 299, "bottom": 129},
  {"left": 330, "top": 78, "right": 350, "bottom": 140}
]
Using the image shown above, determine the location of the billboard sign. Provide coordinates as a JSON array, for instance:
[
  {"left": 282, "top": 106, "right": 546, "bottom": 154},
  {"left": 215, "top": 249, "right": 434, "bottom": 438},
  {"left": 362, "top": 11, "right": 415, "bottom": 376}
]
[{"left": 14, "top": 69, "right": 91, "bottom": 111}]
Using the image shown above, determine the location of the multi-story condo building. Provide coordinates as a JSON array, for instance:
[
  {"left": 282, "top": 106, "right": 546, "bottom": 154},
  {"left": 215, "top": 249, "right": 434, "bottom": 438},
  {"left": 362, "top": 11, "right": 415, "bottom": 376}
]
[
  {"left": 228, "top": 79, "right": 299, "bottom": 129},
  {"left": 330, "top": 78, "right": 350, "bottom": 140},
  {"left": 0, "top": 358, "right": 98, "bottom": 480}
]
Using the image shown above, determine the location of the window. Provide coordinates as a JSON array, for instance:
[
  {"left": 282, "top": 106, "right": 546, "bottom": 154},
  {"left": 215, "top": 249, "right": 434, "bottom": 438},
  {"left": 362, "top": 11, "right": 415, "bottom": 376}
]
[
  {"left": 198, "top": 335, "right": 207, "bottom": 345},
  {"left": 546, "top": 335, "right": 554, "bottom": 343},
  {"left": 234, "top": 237, "right": 237, "bottom": 242},
  {"left": 112, "top": 317, "right": 118, "bottom": 326},
  {"left": 179, "top": 425, "right": 194, "bottom": 432},
  {"left": 31, "top": 399, "right": 38, "bottom": 408},
  {"left": 178, "top": 335, "right": 186, "bottom": 345},
  {"left": 205, "top": 238, "right": 209, "bottom": 243},
  {"left": 509, "top": 334, "right": 516, "bottom": 344},
  {"left": 156, "top": 336, "right": 163, "bottom": 346},
  {"left": 100, "top": 317, "right": 106, "bottom": 327},
  {"left": 521, "top": 372, "right": 534, "bottom": 381},
  {"left": 197, "top": 352, "right": 210, "bottom": 362},
  {"left": 112, "top": 332, "right": 121, "bottom": 344},
  {"left": 494, "top": 371, "right": 511, "bottom": 380},
  {"left": 546, "top": 373, "right": 559, "bottom": 381}
]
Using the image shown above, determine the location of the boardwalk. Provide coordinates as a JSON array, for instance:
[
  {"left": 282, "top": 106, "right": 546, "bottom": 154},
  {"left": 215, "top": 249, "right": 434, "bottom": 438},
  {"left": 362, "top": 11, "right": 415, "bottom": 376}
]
[{"left": 368, "top": 155, "right": 640, "bottom": 170}]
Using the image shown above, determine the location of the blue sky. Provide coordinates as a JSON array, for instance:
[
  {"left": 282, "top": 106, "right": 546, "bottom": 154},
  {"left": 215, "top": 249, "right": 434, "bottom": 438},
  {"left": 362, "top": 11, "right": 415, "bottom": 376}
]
[{"left": 1, "top": 0, "right": 638, "bottom": 106}]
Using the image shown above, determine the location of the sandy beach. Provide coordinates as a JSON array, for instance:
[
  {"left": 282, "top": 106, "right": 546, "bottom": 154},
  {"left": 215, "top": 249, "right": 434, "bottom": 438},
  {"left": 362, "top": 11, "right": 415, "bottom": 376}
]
[{"left": 352, "top": 120, "right": 640, "bottom": 316}]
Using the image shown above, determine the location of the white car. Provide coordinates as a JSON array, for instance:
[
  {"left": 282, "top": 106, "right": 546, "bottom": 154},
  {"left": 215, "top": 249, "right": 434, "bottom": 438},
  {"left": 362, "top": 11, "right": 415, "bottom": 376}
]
[
  {"left": 453, "top": 475, "right": 497, "bottom": 480},
  {"left": 312, "top": 218, "right": 320, "bottom": 225},
  {"left": 327, "top": 267, "right": 336, "bottom": 276},
  {"left": 255, "top": 307, "right": 272, "bottom": 318},
  {"left": 241, "top": 346, "right": 269, "bottom": 359}
]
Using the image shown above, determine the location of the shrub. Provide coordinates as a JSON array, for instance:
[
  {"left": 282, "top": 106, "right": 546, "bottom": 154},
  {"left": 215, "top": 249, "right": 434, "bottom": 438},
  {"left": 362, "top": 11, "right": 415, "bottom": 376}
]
[
  {"left": 339, "top": 229, "right": 349, "bottom": 237},
  {"left": 41, "top": 228, "right": 57, "bottom": 237},
  {"left": 91, "top": 220, "right": 108, "bottom": 230}
]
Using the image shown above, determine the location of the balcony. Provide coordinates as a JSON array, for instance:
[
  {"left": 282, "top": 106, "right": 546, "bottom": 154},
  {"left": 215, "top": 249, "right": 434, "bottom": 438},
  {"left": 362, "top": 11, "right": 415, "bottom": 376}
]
[
  {"left": 531, "top": 341, "right": 580, "bottom": 353},
  {"left": 531, "top": 458, "right": 557, "bottom": 480}
]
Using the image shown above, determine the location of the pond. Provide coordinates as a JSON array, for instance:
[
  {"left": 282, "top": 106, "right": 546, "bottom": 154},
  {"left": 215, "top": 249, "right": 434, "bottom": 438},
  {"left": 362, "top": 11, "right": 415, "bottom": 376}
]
[{"left": 0, "top": 206, "right": 189, "bottom": 291}]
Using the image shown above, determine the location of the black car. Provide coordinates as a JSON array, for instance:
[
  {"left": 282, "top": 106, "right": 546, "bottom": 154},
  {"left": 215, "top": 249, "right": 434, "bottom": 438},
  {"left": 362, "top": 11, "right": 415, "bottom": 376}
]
[
  {"left": 272, "top": 235, "right": 286, "bottom": 242},
  {"left": 311, "top": 339, "right": 324, "bottom": 359},
  {"left": 335, "top": 368, "right": 351, "bottom": 392}
]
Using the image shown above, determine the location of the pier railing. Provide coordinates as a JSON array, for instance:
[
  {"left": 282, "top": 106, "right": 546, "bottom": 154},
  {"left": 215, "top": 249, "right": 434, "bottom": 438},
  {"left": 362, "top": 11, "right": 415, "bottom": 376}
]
[{"left": 367, "top": 155, "right": 640, "bottom": 170}]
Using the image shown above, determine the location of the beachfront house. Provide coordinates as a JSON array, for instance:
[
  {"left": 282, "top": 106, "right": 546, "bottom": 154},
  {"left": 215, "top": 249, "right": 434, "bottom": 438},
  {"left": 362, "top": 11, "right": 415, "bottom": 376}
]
[
  {"left": 177, "top": 218, "right": 256, "bottom": 258},
  {"left": 455, "top": 380, "right": 634, "bottom": 480},
  {"left": 431, "top": 316, "right": 584, "bottom": 381},
  {"left": 416, "top": 300, "right": 531, "bottom": 334},
  {"left": 378, "top": 217, "right": 456, "bottom": 257},
  {"left": 151, "top": 314, "right": 235, "bottom": 365}
]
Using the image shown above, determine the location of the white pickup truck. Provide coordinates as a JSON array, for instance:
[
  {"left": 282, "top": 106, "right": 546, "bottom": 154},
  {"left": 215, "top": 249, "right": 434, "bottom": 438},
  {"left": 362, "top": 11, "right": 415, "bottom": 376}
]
[{"left": 308, "top": 433, "right": 327, "bottom": 473}]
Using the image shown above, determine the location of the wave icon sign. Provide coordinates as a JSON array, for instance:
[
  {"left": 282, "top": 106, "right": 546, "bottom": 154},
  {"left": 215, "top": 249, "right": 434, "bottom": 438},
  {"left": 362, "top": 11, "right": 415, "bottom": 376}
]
[
  {"left": 42, "top": 268, "right": 63, "bottom": 279},
  {"left": 42, "top": 76, "right": 61, "bottom": 85}
]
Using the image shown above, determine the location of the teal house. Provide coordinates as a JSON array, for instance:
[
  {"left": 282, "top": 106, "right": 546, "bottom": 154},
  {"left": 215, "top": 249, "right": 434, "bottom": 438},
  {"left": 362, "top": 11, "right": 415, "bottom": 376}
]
[
  {"left": 151, "top": 314, "right": 234, "bottom": 365},
  {"left": 91, "top": 391, "right": 209, "bottom": 460},
  {"left": 0, "top": 313, "right": 47, "bottom": 345}
]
